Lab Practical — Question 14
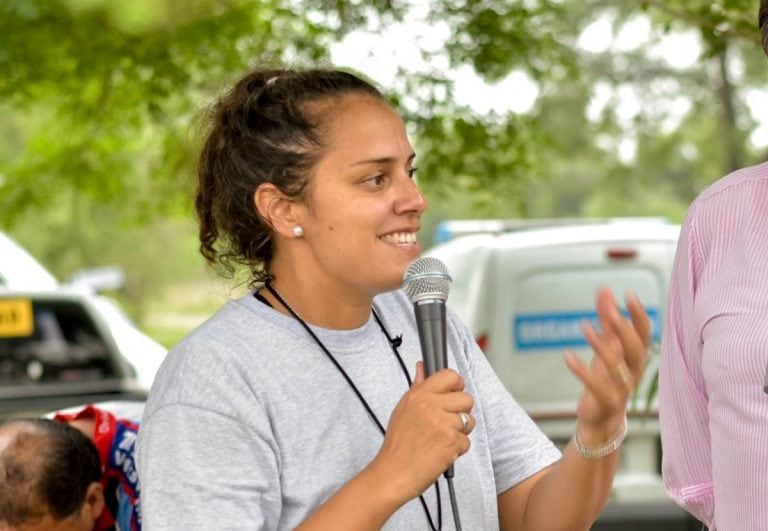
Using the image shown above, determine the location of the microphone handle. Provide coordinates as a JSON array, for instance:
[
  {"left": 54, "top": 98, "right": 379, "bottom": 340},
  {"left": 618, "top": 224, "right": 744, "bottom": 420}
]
[
  {"left": 413, "top": 300, "right": 454, "bottom": 478},
  {"left": 414, "top": 299, "right": 447, "bottom": 375}
]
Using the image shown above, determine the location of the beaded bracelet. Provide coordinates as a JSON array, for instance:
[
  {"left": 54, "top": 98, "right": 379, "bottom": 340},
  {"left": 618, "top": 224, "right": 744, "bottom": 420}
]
[{"left": 572, "top": 415, "right": 628, "bottom": 460}]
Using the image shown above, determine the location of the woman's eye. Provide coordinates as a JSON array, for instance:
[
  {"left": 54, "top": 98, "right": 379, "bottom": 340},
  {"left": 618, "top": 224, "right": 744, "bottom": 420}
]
[
  {"left": 367, "top": 174, "right": 385, "bottom": 186},
  {"left": 408, "top": 167, "right": 419, "bottom": 179}
]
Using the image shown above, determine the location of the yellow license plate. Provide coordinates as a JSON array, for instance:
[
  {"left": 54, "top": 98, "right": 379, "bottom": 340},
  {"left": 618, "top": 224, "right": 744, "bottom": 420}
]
[{"left": 0, "top": 299, "right": 34, "bottom": 338}]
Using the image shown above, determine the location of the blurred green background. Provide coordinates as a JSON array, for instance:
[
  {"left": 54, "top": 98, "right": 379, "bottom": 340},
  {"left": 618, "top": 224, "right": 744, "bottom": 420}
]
[{"left": 2, "top": 0, "right": 766, "bottom": 348}]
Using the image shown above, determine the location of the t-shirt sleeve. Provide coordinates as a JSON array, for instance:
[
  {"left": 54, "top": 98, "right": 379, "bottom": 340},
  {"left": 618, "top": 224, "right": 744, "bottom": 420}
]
[
  {"left": 447, "top": 312, "right": 561, "bottom": 495},
  {"left": 137, "top": 340, "right": 282, "bottom": 530},
  {"left": 138, "top": 403, "right": 282, "bottom": 529}
]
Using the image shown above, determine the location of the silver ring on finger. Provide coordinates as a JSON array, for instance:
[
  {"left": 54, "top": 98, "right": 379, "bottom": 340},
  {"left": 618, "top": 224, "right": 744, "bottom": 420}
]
[
  {"left": 612, "top": 361, "right": 632, "bottom": 389},
  {"left": 458, "top": 411, "right": 471, "bottom": 434}
]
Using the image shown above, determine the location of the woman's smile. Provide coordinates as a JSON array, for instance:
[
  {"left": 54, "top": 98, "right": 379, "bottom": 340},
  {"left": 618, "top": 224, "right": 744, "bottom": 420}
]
[{"left": 379, "top": 231, "right": 419, "bottom": 246}]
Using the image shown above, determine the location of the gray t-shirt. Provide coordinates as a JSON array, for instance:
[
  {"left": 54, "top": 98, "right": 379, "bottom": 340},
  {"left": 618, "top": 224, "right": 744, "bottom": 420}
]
[{"left": 137, "top": 290, "right": 560, "bottom": 530}]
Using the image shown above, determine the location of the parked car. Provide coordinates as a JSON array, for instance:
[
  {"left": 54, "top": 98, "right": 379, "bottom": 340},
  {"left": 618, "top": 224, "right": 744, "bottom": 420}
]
[
  {"left": 0, "top": 231, "right": 166, "bottom": 397},
  {"left": 425, "top": 218, "right": 697, "bottom": 528},
  {"left": 0, "top": 289, "right": 149, "bottom": 419}
]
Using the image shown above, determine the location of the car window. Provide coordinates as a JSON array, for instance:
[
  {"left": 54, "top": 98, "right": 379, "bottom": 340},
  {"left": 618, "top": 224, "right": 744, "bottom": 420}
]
[{"left": 0, "top": 297, "right": 121, "bottom": 386}]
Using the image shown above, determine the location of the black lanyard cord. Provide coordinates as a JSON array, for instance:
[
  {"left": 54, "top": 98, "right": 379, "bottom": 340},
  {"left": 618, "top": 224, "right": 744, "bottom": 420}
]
[{"left": 262, "top": 282, "right": 443, "bottom": 530}]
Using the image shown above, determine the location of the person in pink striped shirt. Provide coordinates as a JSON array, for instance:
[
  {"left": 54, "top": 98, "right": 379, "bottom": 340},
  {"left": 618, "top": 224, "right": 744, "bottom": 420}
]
[{"left": 659, "top": 5, "right": 768, "bottom": 528}]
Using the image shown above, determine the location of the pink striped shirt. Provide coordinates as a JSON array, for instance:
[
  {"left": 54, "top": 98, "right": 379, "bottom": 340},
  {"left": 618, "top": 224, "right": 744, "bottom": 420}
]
[{"left": 659, "top": 161, "right": 768, "bottom": 530}]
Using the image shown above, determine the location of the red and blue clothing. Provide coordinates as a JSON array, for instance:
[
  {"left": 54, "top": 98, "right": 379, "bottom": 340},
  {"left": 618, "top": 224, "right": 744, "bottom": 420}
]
[{"left": 55, "top": 405, "right": 141, "bottom": 531}]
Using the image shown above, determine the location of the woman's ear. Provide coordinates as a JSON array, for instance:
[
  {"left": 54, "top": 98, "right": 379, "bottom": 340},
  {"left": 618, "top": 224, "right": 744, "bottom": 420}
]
[{"left": 253, "top": 183, "right": 301, "bottom": 238}]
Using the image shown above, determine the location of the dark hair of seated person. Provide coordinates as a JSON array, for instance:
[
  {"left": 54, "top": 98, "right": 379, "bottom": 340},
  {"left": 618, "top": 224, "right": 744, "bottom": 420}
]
[{"left": 0, "top": 417, "right": 102, "bottom": 526}]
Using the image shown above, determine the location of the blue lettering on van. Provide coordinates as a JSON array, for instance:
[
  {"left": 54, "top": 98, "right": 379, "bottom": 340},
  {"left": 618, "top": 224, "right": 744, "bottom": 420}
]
[{"left": 513, "top": 308, "right": 660, "bottom": 351}]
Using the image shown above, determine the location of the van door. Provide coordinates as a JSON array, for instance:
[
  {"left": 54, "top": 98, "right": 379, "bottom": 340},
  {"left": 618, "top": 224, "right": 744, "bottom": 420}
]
[{"left": 484, "top": 237, "right": 674, "bottom": 424}]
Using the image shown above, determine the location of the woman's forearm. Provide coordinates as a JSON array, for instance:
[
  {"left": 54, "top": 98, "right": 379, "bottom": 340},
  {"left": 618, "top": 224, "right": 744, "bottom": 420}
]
[
  {"left": 295, "top": 459, "right": 411, "bottom": 531},
  {"left": 499, "top": 419, "right": 622, "bottom": 531}
]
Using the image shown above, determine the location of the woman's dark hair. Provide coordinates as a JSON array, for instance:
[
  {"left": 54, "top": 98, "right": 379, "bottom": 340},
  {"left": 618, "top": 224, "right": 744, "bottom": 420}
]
[
  {"left": 195, "top": 67, "right": 384, "bottom": 282},
  {"left": 760, "top": 0, "right": 768, "bottom": 56},
  {"left": 0, "top": 418, "right": 102, "bottom": 525}
]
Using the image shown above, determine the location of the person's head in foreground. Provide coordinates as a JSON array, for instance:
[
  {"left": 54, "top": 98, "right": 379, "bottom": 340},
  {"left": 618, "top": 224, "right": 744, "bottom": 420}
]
[{"left": 0, "top": 418, "right": 103, "bottom": 531}]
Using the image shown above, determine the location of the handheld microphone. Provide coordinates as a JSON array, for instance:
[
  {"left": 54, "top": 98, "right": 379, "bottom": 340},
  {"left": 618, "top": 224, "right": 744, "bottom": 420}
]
[{"left": 403, "top": 256, "right": 454, "bottom": 476}]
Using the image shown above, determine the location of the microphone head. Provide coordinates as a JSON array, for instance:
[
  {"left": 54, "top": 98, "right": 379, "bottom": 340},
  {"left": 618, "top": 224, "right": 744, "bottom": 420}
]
[{"left": 403, "top": 257, "right": 452, "bottom": 303}]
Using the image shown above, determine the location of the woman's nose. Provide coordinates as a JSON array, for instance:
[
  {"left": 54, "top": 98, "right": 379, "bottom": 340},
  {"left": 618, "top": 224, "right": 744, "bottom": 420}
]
[{"left": 394, "top": 174, "right": 428, "bottom": 215}]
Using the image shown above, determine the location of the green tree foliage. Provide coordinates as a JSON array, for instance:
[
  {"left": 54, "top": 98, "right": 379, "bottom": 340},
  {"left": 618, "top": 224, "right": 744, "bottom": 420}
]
[
  {"left": 3, "top": 0, "right": 765, "bottom": 225},
  {"left": 0, "top": 0, "right": 343, "bottom": 224},
  {"left": 2, "top": 0, "right": 767, "bottom": 318},
  {"left": 0, "top": 0, "right": 372, "bottom": 319},
  {"left": 410, "top": 0, "right": 766, "bottom": 221}
]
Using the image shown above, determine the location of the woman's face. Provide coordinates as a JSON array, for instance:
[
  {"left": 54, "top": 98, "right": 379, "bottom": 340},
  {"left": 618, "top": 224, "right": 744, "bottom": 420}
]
[{"left": 294, "top": 94, "right": 428, "bottom": 299}]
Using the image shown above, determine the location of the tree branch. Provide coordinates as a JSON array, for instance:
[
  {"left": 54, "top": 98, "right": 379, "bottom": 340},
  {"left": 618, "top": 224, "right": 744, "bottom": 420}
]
[{"left": 638, "top": 0, "right": 759, "bottom": 43}]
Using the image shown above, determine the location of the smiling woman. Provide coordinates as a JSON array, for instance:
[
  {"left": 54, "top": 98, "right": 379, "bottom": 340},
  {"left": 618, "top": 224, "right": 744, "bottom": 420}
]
[
  {"left": 255, "top": 93, "right": 427, "bottom": 322},
  {"left": 136, "top": 66, "right": 651, "bottom": 531}
]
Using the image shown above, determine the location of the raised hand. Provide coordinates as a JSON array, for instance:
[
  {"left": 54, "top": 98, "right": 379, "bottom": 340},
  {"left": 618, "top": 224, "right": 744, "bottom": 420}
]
[{"left": 564, "top": 287, "right": 650, "bottom": 436}]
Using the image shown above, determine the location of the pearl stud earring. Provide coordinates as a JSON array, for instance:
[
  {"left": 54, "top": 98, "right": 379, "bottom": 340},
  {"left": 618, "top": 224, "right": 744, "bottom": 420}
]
[{"left": 292, "top": 226, "right": 304, "bottom": 237}]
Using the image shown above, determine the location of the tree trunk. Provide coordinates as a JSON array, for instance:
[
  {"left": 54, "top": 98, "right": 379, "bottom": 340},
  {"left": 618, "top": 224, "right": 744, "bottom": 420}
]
[{"left": 715, "top": 43, "right": 742, "bottom": 174}]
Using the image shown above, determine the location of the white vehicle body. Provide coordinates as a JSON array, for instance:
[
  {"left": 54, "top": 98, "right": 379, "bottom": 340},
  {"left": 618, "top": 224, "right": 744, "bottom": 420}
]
[
  {"left": 0, "top": 231, "right": 166, "bottom": 391},
  {"left": 426, "top": 218, "right": 680, "bottom": 503},
  {"left": 0, "top": 231, "right": 59, "bottom": 291}
]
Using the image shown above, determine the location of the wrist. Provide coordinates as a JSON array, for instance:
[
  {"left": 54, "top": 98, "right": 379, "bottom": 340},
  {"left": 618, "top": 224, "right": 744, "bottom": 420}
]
[
  {"left": 295, "top": 463, "right": 404, "bottom": 531},
  {"left": 572, "top": 414, "right": 628, "bottom": 460},
  {"left": 362, "top": 456, "right": 416, "bottom": 510}
]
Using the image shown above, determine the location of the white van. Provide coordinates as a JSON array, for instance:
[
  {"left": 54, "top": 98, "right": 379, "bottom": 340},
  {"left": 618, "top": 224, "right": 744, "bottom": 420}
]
[{"left": 425, "top": 218, "right": 680, "bottom": 504}]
